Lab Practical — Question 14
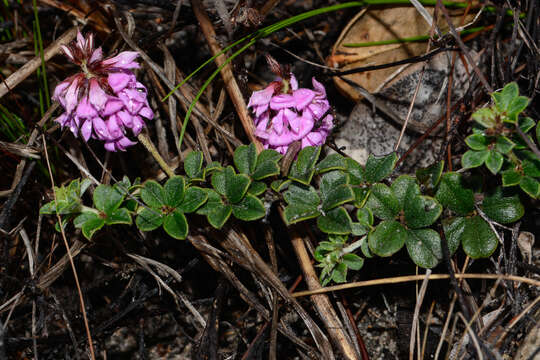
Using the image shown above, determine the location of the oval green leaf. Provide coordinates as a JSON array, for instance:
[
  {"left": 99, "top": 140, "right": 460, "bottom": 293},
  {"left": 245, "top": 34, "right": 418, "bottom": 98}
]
[{"left": 368, "top": 220, "right": 406, "bottom": 257}]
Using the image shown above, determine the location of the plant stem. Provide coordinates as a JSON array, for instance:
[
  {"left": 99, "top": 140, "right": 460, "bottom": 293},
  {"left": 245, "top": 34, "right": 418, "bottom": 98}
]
[{"left": 137, "top": 133, "right": 175, "bottom": 178}]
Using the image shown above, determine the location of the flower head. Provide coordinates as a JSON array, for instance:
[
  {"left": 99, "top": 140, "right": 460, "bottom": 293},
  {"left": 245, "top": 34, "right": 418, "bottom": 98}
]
[
  {"left": 248, "top": 73, "right": 333, "bottom": 154},
  {"left": 52, "top": 31, "right": 153, "bottom": 151}
]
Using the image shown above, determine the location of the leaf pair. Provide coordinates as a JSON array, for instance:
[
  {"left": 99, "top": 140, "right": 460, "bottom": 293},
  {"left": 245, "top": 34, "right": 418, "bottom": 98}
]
[
  {"left": 136, "top": 176, "right": 207, "bottom": 239},
  {"left": 366, "top": 175, "right": 444, "bottom": 268},
  {"left": 74, "top": 184, "right": 132, "bottom": 240},
  {"left": 283, "top": 170, "right": 355, "bottom": 235},
  {"left": 40, "top": 178, "right": 92, "bottom": 216},
  {"left": 197, "top": 165, "right": 266, "bottom": 228},
  {"left": 436, "top": 173, "right": 524, "bottom": 258}
]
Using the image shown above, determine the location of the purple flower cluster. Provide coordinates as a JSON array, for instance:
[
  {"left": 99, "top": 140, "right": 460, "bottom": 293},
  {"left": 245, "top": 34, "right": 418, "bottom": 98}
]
[
  {"left": 248, "top": 74, "right": 333, "bottom": 154},
  {"left": 52, "top": 31, "right": 153, "bottom": 151}
]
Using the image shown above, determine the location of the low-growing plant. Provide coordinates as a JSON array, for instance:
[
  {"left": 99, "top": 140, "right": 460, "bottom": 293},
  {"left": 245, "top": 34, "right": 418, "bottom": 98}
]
[
  {"left": 462, "top": 82, "right": 539, "bottom": 198},
  {"left": 42, "top": 81, "right": 536, "bottom": 286}
]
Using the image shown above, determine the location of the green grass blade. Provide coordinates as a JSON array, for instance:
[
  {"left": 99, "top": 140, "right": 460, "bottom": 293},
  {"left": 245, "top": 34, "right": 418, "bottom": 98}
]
[{"left": 33, "top": 0, "right": 50, "bottom": 111}]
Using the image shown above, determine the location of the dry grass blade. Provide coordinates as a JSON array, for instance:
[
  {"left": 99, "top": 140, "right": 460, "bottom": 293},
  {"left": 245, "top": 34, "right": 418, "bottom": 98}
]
[
  {"left": 292, "top": 273, "right": 540, "bottom": 297},
  {"left": 409, "top": 269, "right": 431, "bottom": 360}
]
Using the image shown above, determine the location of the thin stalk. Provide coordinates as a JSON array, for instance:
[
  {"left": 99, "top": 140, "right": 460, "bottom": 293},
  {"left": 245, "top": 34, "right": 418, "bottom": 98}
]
[{"left": 137, "top": 133, "right": 175, "bottom": 178}]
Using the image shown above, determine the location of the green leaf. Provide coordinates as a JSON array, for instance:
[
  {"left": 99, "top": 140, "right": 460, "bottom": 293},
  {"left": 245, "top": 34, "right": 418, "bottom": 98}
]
[
  {"left": 460, "top": 216, "right": 498, "bottom": 258},
  {"left": 492, "top": 82, "right": 518, "bottom": 112},
  {"left": 416, "top": 161, "right": 444, "bottom": 189},
  {"left": 346, "top": 158, "right": 365, "bottom": 185},
  {"left": 283, "top": 184, "right": 321, "bottom": 223},
  {"left": 317, "top": 207, "right": 352, "bottom": 234},
  {"left": 212, "top": 166, "right": 251, "bottom": 204},
  {"left": 441, "top": 217, "right": 466, "bottom": 256},
  {"left": 252, "top": 161, "right": 280, "bottom": 180},
  {"left": 342, "top": 253, "right": 364, "bottom": 270},
  {"left": 141, "top": 181, "right": 165, "bottom": 208},
  {"left": 320, "top": 171, "right": 354, "bottom": 211},
  {"left": 81, "top": 217, "right": 105, "bottom": 240},
  {"left": 205, "top": 161, "right": 223, "bottom": 174},
  {"left": 232, "top": 194, "right": 266, "bottom": 221},
  {"left": 368, "top": 220, "right": 406, "bottom": 257},
  {"left": 234, "top": 143, "right": 257, "bottom": 175},
  {"left": 404, "top": 195, "right": 442, "bottom": 229},
  {"left": 136, "top": 207, "right": 163, "bottom": 231},
  {"left": 210, "top": 169, "right": 227, "bottom": 195},
  {"left": 316, "top": 153, "right": 347, "bottom": 173},
  {"left": 523, "top": 159, "right": 540, "bottom": 178},
  {"left": 502, "top": 169, "right": 522, "bottom": 187},
  {"left": 271, "top": 179, "right": 291, "bottom": 192},
  {"left": 364, "top": 152, "right": 398, "bottom": 183},
  {"left": 94, "top": 185, "right": 124, "bottom": 215},
  {"left": 162, "top": 210, "right": 188, "bottom": 240},
  {"left": 352, "top": 187, "right": 369, "bottom": 208},
  {"left": 257, "top": 148, "right": 282, "bottom": 164},
  {"left": 196, "top": 189, "right": 232, "bottom": 229},
  {"left": 519, "top": 176, "right": 540, "bottom": 198},
  {"left": 74, "top": 212, "right": 99, "bottom": 228},
  {"left": 436, "top": 173, "right": 474, "bottom": 215},
  {"left": 351, "top": 222, "right": 368, "bottom": 236},
  {"left": 80, "top": 178, "right": 92, "bottom": 196},
  {"left": 356, "top": 207, "right": 373, "bottom": 227},
  {"left": 391, "top": 175, "right": 420, "bottom": 209},
  {"left": 465, "top": 134, "right": 488, "bottom": 150},
  {"left": 365, "top": 183, "right": 399, "bottom": 220},
  {"left": 506, "top": 96, "right": 529, "bottom": 122},
  {"left": 288, "top": 146, "right": 321, "bottom": 184},
  {"left": 519, "top": 117, "right": 535, "bottom": 133},
  {"left": 283, "top": 204, "right": 320, "bottom": 224},
  {"left": 461, "top": 149, "right": 488, "bottom": 169},
  {"left": 247, "top": 181, "right": 267, "bottom": 196},
  {"left": 178, "top": 186, "right": 208, "bottom": 213},
  {"left": 331, "top": 263, "right": 348, "bottom": 283},
  {"left": 495, "top": 136, "right": 515, "bottom": 154},
  {"left": 184, "top": 151, "right": 205, "bottom": 180},
  {"left": 405, "top": 228, "right": 442, "bottom": 268},
  {"left": 472, "top": 107, "right": 496, "bottom": 128},
  {"left": 485, "top": 150, "right": 504, "bottom": 174},
  {"left": 481, "top": 189, "right": 524, "bottom": 224},
  {"left": 284, "top": 184, "right": 320, "bottom": 207},
  {"left": 360, "top": 236, "right": 373, "bottom": 258},
  {"left": 163, "top": 176, "right": 186, "bottom": 208},
  {"left": 40, "top": 201, "right": 57, "bottom": 215},
  {"left": 105, "top": 208, "right": 132, "bottom": 225},
  {"left": 283, "top": 185, "right": 320, "bottom": 224}
]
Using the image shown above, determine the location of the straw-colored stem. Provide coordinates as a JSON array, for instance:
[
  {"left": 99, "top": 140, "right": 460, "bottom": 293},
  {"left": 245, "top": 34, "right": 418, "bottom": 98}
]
[{"left": 137, "top": 133, "right": 175, "bottom": 178}]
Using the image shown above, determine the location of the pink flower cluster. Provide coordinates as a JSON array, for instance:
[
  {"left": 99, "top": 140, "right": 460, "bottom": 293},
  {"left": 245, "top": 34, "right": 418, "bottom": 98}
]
[
  {"left": 53, "top": 31, "right": 153, "bottom": 151},
  {"left": 248, "top": 74, "right": 333, "bottom": 154}
]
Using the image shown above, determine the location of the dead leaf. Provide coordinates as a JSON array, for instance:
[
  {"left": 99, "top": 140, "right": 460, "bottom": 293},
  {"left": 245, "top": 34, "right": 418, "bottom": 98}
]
[
  {"left": 517, "top": 231, "right": 535, "bottom": 264},
  {"left": 328, "top": 5, "right": 476, "bottom": 101}
]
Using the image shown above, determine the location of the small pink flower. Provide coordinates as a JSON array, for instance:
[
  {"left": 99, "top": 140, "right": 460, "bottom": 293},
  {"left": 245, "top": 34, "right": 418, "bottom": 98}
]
[
  {"left": 248, "top": 73, "right": 333, "bottom": 154},
  {"left": 52, "top": 31, "right": 153, "bottom": 151}
]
